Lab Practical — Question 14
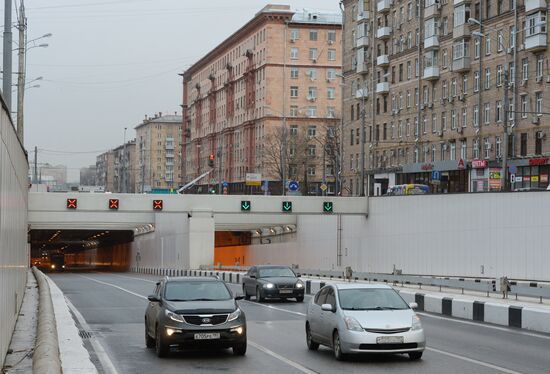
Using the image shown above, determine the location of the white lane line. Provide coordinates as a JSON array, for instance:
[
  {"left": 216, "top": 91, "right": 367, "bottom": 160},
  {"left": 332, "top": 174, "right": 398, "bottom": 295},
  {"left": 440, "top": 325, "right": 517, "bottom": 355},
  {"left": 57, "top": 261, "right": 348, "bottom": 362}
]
[
  {"left": 64, "top": 291, "right": 120, "bottom": 374},
  {"left": 240, "top": 300, "right": 307, "bottom": 316},
  {"left": 248, "top": 341, "right": 318, "bottom": 374},
  {"left": 426, "top": 347, "right": 524, "bottom": 374},
  {"left": 109, "top": 273, "right": 157, "bottom": 283},
  {"left": 417, "top": 312, "right": 550, "bottom": 341},
  {"left": 78, "top": 275, "right": 148, "bottom": 300}
]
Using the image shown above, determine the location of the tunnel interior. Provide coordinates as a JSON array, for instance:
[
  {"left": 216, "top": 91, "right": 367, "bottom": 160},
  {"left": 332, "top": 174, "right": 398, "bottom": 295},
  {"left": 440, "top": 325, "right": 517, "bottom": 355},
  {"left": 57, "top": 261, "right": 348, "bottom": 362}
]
[{"left": 30, "top": 229, "right": 134, "bottom": 272}]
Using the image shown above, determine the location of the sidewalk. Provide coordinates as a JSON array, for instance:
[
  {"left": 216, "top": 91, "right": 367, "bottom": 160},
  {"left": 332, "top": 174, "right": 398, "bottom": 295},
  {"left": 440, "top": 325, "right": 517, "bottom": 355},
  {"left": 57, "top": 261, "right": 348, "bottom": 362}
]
[{"left": 2, "top": 271, "right": 37, "bottom": 374}]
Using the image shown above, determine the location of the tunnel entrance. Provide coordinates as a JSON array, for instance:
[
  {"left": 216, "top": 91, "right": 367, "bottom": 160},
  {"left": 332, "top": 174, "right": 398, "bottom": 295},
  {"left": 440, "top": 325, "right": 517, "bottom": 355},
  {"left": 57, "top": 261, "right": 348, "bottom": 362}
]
[
  {"left": 30, "top": 229, "right": 134, "bottom": 272},
  {"left": 214, "top": 231, "right": 252, "bottom": 267}
]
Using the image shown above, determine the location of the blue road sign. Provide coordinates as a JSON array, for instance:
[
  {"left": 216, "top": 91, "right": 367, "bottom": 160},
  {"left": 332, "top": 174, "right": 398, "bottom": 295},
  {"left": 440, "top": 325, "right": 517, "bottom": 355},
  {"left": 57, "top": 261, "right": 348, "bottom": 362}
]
[
  {"left": 222, "top": 181, "right": 229, "bottom": 188},
  {"left": 431, "top": 170, "right": 441, "bottom": 181},
  {"left": 509, "top": 165, "right": 517, "bottom": 174},
  {"left": 288, "top": 180, "right": 299, "bottom": 191}
]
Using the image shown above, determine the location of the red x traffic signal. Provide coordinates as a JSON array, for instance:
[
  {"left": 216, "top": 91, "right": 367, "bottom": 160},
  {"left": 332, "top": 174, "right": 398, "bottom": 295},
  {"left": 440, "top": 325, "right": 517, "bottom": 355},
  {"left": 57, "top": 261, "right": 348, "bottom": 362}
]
[
  {"left": 67, "top": 199, "right": 77, "bottom": 209},
  {"left": 153, "top": 200, "right": 163, "bottom": 210},
  {"left": 109, "top": 199, "right": 119, "bottom": 210}
]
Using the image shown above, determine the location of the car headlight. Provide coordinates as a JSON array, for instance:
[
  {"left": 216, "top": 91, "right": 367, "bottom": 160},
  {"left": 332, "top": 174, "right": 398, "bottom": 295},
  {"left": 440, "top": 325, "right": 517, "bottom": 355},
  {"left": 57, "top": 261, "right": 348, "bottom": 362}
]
[
  {"left": 344, "top": 316, "right": 363, "bottom": 332},
  {"left": 227, "top": 308, "right": 242, "bottom": 322},
  {"left": 165, "top": 310, "right": 185, "bottom": 323},
  {"left": 295, "top": 281, "right": 304, "bottom": 289},
  {"left": 263, "top": 283, "right": 275, "bottom": 289},
  {"left": 411, "top": 315, "right": 422, "bottom": 331}
]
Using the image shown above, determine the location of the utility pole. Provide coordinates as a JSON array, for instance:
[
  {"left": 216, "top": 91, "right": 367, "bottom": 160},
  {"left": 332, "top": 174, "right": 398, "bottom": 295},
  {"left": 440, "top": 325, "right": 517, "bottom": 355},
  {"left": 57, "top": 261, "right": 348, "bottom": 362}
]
[
  {"left": 360, "top": 89, "right": 366, "bottom": 197},
  {"left": 141, "top": 146, "right": 145, "bottom": 193},
  {"left": 217, "top": 141, "right": 222, "bottom": 195},
  {"left": 33, "top": 146, "right": 37, "bottom": 184},
  {"left": 3, "top": 0, "right": 13, "bottom": 111},
  {"left": 122, "top": 127, "right": 127, "bottom": 193},
  {"left": 502, "top": 70, "right": 510, "bottom": 192},
  {"left": 16, "top": 0, "right": 26, "bottom": 143},
  {"left": 322, "top": 144, "right": 326, "bottom": 196}
]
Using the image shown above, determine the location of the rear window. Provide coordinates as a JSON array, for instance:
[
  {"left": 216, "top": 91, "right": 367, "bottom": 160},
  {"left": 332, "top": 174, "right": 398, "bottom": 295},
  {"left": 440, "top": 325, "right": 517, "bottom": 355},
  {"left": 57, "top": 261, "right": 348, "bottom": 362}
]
[
  {"left": 164, "top": 281, "right": 232, "bottom": 302},
  {"left": 338, "top": 288, "right": 409, "bottom": 311},
  {"left": 258, "top": 267, "right": 295, "bottom": 278}
]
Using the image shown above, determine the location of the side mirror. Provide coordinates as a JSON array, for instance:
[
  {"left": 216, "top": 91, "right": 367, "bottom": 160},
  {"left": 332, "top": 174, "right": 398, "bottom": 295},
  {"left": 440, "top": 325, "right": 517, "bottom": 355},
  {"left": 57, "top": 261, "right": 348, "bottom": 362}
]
[
  {"left": 250, "top": 274, "right": 256, "bottom": 279},
  {"left": 409, "top": 302, "right": 418, "bottom": 310},
  {"left": 235, "top": 295, "right": 245, "bottom": 301},
  {"left": 321, "top": 303, "right": 335, "bottom": 312},
  {"left": 148, "top": 295, "right": 160, "bottom": 303}
]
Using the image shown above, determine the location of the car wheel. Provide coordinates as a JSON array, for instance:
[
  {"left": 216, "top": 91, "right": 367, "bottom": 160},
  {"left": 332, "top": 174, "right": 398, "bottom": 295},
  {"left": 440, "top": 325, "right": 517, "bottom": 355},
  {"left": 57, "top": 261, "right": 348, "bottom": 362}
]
[
  {"left": 243, "top": 285, "right": 251, "bottom": 300},
  {"left": 409, "top": 352, "right": 423, "bottom": 360},
  {"left": 233, "top": 341, "right": 247, "bottom": 356},
  {"left": 256, "top": 287, "right": 264, "bottom": 302},
  {"left": 155, "top": 326, "right": 169, "bottom": 357},
  {"left": 296, "top": 296, "right": 304, "bottom": 302},
  {"left": 306, "top": 323, "right": 319, "bottom": 351},
  {"left": 332, "top": 330, "right": 346, "bottom": 361},
  {"left": 145, "top": 320, "right": 155, "bottom": 348}
]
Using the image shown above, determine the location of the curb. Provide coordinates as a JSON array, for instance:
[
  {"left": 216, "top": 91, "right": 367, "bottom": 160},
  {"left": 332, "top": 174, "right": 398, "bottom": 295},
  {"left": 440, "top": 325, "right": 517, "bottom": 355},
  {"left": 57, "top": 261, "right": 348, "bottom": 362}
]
[{"left": 32, "top": 267, "right": 62, "bottom": 374}]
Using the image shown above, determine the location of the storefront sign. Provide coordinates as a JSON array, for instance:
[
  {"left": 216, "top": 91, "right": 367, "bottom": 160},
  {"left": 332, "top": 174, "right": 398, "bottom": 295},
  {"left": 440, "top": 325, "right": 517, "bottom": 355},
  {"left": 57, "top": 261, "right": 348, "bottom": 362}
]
[
  {"left": 531, "top": 175, "right": 540, "bottom": 182},
  {"left": 489, "top": 171, "right": 502, "bottom": 179},
  {"left": 472, "top": 160, "right": 488, "bottom": 169},
  {"left": 529, "top": 158, "right": 549, "bottom": 166},
  {"left": 245, "top": 173, "right": 262, "bottom": 186},
  {"left": 515, "top": 176, "right": 523, "bottom": 183},
  {"left": 541, "top": 174, "right": 549, "bottom": 183},
  {"left": 458, "top": 159, "right": 465, "bottom": 169},
  {"left": 421, "top": 163, "right": 434, "bottom": 171},
  {"left": 401, "top": 160, "right": 464, "bottom": 174},
  {"left": 523, "top": 176, "right": 531, "bottom": 182}
]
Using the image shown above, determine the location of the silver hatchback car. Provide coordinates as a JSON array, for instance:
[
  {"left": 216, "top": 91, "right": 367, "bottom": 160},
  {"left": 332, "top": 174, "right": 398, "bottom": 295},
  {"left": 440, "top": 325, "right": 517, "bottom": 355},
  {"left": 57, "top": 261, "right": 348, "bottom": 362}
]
[{"left": 305, "top": 283, "right": 425, "bottom": 361}]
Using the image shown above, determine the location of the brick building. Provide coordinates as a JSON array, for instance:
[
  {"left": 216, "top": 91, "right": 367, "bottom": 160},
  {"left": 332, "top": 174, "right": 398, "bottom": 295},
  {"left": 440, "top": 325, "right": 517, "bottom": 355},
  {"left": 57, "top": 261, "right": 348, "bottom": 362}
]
[
  {"left": 181, "top": 4, "right": 342, "bottom": 195},
  {"left": 342, "top": 0, "right": 550, "bottom": 195},
  {"left": 96, "top": 151, "right": 115, "bottom": 192}
]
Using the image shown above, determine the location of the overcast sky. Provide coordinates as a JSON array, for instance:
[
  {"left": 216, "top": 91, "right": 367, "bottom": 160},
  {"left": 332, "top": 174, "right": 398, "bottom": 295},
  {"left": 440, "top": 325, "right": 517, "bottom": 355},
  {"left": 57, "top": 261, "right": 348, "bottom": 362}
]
[{"left": 13, "top": 0, "right": 340, "bottom": 181}]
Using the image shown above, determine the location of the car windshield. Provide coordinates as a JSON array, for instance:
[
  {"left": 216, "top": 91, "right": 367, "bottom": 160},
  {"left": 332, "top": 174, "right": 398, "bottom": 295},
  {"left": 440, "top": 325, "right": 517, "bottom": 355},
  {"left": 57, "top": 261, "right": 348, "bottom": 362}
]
[
  {"left": 338, "top": 288, "right": 409, "bottom": 310},
  {"left": 258, "top": 267, "right": 295, "bottom": 278},
  {"left": 164, "top": 281, "right": 232, "bottom": 302}
]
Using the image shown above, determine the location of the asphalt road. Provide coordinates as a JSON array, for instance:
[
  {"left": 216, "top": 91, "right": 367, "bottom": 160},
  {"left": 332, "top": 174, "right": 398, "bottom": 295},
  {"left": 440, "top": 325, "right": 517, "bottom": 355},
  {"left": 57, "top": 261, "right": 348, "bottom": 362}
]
[{"left": 49, "top": 272, "right": 550, "bottom": 374}]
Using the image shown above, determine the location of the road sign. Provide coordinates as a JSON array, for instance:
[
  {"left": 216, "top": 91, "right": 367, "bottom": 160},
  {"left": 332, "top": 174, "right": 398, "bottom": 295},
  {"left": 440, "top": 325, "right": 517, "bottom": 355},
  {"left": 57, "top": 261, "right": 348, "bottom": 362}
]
[
  {"left": 510, "top": 173, "right": 516, "bottom": 183},
  {"left": 241, "top": 200, "right": 251, "bottom": 211},
  {"left": 431, "top": 170, "right": 441, "bottom": 180},
  {"left": 222, "top": 181, "right": 229, "bottom": 188},
  {"left": 246, "top": 173, "right": 262, "bottom": 186},
  {"left": 153, "top": 200, "right": 163, "bottom": 210},
  {"left": 509, "top": 165, "right": 517, "bottom": 174},
  {"left": 282, "top": 201, "right": 293, "bottom": 212},
  {"left": 66, "top": 198, "right": 77, "bottom": 209},
  {"left": 320, "top": 183, "right": 328, "bottom": 192},
  {"left": 108, "top": 199, "right": 119, "bottom": 210},
  {"left": 288, "top": 180, "right": 299, "bottom": 191},
  {"left": 323, "top": 201, "right": 333, "bottom": 213}
]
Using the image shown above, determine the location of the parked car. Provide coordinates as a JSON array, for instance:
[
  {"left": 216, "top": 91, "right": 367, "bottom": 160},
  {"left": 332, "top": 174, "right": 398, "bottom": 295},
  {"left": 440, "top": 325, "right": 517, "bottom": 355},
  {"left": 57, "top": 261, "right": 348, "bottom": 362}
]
[
  {"left": 305, "top": 283, "right": 425, "bottom": 361},
  {"left": 144, "top": 276, "right": 246, "bottom": 357},
  {"left": 242, "top": 265, "right": 305, "bottom": 302}
]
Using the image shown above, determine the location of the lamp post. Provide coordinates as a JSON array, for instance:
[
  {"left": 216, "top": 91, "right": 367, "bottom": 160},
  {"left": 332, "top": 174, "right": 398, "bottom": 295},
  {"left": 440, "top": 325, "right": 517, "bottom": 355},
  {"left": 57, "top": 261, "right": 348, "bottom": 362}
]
[{"left": 123, "top": 127, "right": 127, "bottom": 193}]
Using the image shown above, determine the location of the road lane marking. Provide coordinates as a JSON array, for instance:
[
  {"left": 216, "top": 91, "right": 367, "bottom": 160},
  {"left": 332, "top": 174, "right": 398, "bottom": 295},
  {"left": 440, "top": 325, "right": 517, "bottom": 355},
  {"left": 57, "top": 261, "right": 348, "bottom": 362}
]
[
  {"left": 110, "top": 273, "right": 157, "bottom": 283},
  {"left": 78, "top": 275, "right": 148, "bottom": 300},
  {"left": 240, "top": 300, "right": 307, "bottom": 316},
  {"left": 417, "top": 312, "right": 550, "bottom": 341},
  {"left": 64, "top": 292, "right": 120, "bottom": 374},
  {"left": 426, "top": 347, "right": 524, "bottom": 374},
  {"left": 248, "top": 341, "right": 318, "bottom": 374}
]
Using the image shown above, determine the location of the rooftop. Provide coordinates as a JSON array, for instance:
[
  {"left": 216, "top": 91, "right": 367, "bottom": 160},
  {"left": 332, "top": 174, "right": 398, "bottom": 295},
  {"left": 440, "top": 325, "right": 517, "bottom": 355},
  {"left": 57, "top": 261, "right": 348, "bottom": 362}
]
[{"left": 135, "top": 112, "right": 182, "bottom": 129}]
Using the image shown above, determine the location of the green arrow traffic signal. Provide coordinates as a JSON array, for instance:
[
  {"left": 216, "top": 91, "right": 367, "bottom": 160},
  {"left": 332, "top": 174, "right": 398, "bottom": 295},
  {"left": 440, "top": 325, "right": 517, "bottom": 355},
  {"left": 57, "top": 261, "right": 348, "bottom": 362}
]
[
  {"left": 282, "top": 201, "right": 292, "bottom": 212},
  {"left": 323, "top": 201, "right": 333, "bottom": 213},
  {"left": 241, "top": 201, "right": 251, "bottom": 211}
]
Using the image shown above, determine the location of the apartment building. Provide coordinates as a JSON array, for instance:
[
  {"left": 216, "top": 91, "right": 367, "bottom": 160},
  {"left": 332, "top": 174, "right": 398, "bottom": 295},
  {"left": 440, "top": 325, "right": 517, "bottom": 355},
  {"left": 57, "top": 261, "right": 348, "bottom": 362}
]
[
  {"left": 343, "top": 0, "right": 550, "bottom": 195},
  {"left": 181, "top": 4, "right": 342, "bottom": 195},
  {"left": 113, "top": 140, "right": 137, "bottom": 193},
  {"left": 96, "top": 151, "right": 115, "bottom": 192},
  {"left": 135, "top": 113, "right": 183, "bottom": 193}
]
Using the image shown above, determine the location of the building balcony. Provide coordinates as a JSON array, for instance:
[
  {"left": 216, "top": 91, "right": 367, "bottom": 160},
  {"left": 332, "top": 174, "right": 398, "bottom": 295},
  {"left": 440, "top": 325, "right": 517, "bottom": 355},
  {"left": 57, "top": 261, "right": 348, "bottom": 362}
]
[
  {"left": 357, "top": 10, "right": 370, "bottom": 22},
  {"left": 376, "top": 26, "right": 392, "bottom": 40},
  {"left": 525, "top": 0, "right": 547, "bottom": 13},
  {"left": 355, "top": 88, "right": 369, "bottom": 99},
  {"left": 356, "top": 62, "right": 368, "bottom": 74},
  {"left": 376, "top": 82, "right": 390, "bottom": 95},
  {"left": 424, "top": 35, "right": 440, "bottom": 50},
  {"left": 526, "top": 33, "right": 548, "bottom": 52},
  {"left": 376, "top": 54, "right": 390, "bottom": 67},
  {"left": 424, "top": 4, "right": 441, "bottom": 19},
  {"left": 356, "top": 35, "right": 369, "bottom": 48},
  {"left": 453, "top": 0, "right": 471, "bottom": 5},
  {"left": 452, "top": 57, "right": 471, "bottom": 72},
  {"left": 453, "top": 24, "right": 471, "bottom": 39},
  {"left": 165, "top": 143, "right": 175, "bottom": 150},
  {"left": 423, "top": 66, "right": 440, "bottom": 80},
  {"left": 377, "top": 0, "right": 392, "bottom": 13}
]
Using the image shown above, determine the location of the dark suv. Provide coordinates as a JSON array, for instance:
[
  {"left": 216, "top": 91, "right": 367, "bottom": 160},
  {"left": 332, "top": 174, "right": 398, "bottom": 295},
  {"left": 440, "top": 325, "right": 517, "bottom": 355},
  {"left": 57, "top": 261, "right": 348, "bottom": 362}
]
[
  {"left": 145, "top": 277, "right": 246, "bottom": 357},
  {"left": 242, "top": 265, "right": 305, "bottom": 302}
]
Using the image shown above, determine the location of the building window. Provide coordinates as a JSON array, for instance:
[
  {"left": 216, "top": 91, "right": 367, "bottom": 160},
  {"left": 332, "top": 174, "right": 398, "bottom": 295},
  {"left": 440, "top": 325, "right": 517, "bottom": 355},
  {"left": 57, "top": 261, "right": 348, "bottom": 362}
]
[
  {"left": 327, "top": 87, "right": 336, "bottom": 99},
  {"left": 450, "top": 142, "right": 456, "bottom": 160},
  {"left": 485, "top": 33, "right": 491, "bottom": 55},
  {"left": 308, "top": 68, "right": 317, "bottom": 80},
  {"left": 307, "top": 107, "right": 317, "bottom": 118},
  {"left": 462, "top": 107, "right": 468, "bottom": 128},
  {"left": 474, "top": 37, "right": 480, "bottom": 59},
  {"left": 309, "top": 30, "right": 318, "bottom": 41},
  {"left": 521, "top": 95, "right": 528, "bottom": 118},
  {"left": 307, "top": 125, "right": 317, "bottom": 137},
  {"left": 290, "top": 67, "right": 299, "bottom": 79},
  {"left": 536, "top": 92, "right": 543, "bottom": 115},
  {"left": 496, "top": 137, "right": 502, "bottom": 158},
  {"left": 461, "top": 140, "right": 467, "bottom": 160},
  {"left": 484, "top": 103, "right": 491, "bottom": 125},
  {"left": 451, "top": 78, "right": 457, "bottom": 97},
  {"left": 442, "top": 112, "right": 447, "bottom": 131},
  {"left": 520, "top": 133, "right": 527, "bottom": 156},
  {"left": 290, "top": 86, "right": 298, "bottom": 98},
  {"left": 442, "top": 49, "right": 448, "bottom": 68},
  {"left": 522, "top": 58, "right": 529, "bottom": 82},
  {"left": 308, "top": 86, "right": 317, "bottom": 100},
  {"left": 431, "top": 145, "right": 436, "bottom": 162},
  {"left": 350, "top": 129, "right": 354, "bottom": 145},
  {"left": 496, "top": 100, "right": 503, "bottom": 122},
  {"left": 307, "top": 165, "right": 316, "bottom": 176},
  {"left": 485, "top": 68, "right": 491, "bottom": 89},
  {"left": 290, "top": 106, "right": 298, "bottom": 117},
  {"left": 536, "top": 131, "right": 543, "bottom": 154},
  {"left": 290, "top": 47, "right": 299, "bottom": 59},
  {"left": 536, "top": 54, "right": 544, "bottom": 79},
  {"left": 451, "top": 109, "right": 457, "bottom": 129},
  {"left": 473, "top": 138, "right": 480, "bottom": 159},
  {"left": 497, "top": 31, "right": 504, "bottom": 52},
  {"left": 290, "top": 29, "right": 300, "bottom": 41},
  {"left": 328, "top": 49, "right": 336, "bottom": 61},
  {"left": 432, "top": 114, "right": 437, "bottom": 133},
  {"left": 474, "top": 71, "right": 480, "bottom": 92},
  {"left": 327, "top": 106, "right": 336, "bottom": 118},
  {"left": 484, "top": 138, "right": 491, "bottom": 159},
  {"left": 327, "top": 30, "right": 336, "bottom": 43},
  {"left": 327, "top": 69, "right": 336, "bottom": 80},
  {"left": 290, "top": 125, "right": 298, "bottom": 136},
  {"left": 309, "top": 48, "right": 318, "bottom": 61},
  {"left": 496, "top": 65, "right": 503, "bottom": 86},
  {"left": 307, "top": 144, "right": 316, "bottom": 156},
  {"left": 473, "top": 105, "right": 479, "bottom": 127}
]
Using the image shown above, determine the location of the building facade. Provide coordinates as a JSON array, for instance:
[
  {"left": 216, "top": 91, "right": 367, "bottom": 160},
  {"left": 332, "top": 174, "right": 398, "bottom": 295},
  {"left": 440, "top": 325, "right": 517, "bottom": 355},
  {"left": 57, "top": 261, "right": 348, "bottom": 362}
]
[
  {"left": 96, "top": 150, "right": 115, "bottom": 192},
  {"left": 135, "top": 113, "right": 182, "bottom": 193},
  {"left": 181, "top": 4, "right": 342, "bottom": 195},
  {"left": 342, "top": 0, "right": 550, "bottom": 195},
  {"left": 113, "top": 140, "right": 136, "bottom": 193}
]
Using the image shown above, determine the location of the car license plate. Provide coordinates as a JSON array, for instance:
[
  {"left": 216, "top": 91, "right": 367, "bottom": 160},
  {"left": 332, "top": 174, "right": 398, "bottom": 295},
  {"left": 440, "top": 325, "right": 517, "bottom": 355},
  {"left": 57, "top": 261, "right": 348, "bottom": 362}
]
[
  {"left": 194, "top": 333, "right": 220, "bottom": 340},
  {"left": 376, "top": 336, "right": 404, "bottom": 344},
  {"left": 279, "top": 289, "right": 293, "bottom": 294}
]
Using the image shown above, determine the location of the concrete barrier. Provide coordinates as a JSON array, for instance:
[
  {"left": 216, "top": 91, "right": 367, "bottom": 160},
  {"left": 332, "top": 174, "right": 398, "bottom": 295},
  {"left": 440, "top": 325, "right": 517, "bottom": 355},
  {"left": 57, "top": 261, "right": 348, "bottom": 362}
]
[
  {"left": 451, "top": 298, "right": 473, "bottom": 320},
  {"left": 32, "top": 267, "right": 62, "bottom": 374},
  {"left": 484, "top": 302, "right": 511, "bottom": 326}
]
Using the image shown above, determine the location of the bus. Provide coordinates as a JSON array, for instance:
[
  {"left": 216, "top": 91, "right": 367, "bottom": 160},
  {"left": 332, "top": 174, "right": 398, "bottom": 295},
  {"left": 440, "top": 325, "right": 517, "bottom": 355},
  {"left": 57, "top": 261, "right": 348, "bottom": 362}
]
[{"left": 386, "top": 184, "right": 430, "bottom": 196}]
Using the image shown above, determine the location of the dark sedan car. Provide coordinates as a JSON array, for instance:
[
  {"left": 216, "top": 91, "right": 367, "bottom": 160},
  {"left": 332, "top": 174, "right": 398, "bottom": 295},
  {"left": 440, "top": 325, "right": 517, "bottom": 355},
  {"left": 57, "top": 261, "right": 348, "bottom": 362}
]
[
  {"left": 242, "top": 265, "right": 305, "bottom": 302},
  {"left": 145, "top": 276, "right": 246, "bottom": 357}
]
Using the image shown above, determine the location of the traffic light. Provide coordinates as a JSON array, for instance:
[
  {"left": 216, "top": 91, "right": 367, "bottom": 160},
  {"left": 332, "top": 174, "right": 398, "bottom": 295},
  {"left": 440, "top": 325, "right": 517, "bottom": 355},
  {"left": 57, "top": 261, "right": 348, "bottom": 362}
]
[
  {"left": 66, "top": 198, "right": 77, "bottom": 209},
  {"left": 153, "top": 200, "right": 163, "bottom": 210},
  {"left": 109, "top": 199, "right": 119, "bottom": 210},
  {"left": 241, "top": 200, "right": 251, "bottom": 211},
  {"left": 208, "top": 154, "right": 215, "bottom": 168},
  {"left": 323, "top": 201, "right": 333, "bottom": 213},
  {"left": 282, "top": 201, "right": 292, "bottom": 212}
]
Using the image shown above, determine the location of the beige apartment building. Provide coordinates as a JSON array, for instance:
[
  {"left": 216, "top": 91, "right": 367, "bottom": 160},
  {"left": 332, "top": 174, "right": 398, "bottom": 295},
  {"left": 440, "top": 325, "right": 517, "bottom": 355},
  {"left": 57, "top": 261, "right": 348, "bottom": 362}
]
[
  {"left": 113, "top": 140, "right": 137, "bottom": 193},
  {"left": 135, "top": 113, "right": 183, "bottom": 193},
  {"left": 342, "top": 0, "right": 550, "bottom": 195},
  {"left": 181, "top": 4, "right": 342, "bottom": 195}
]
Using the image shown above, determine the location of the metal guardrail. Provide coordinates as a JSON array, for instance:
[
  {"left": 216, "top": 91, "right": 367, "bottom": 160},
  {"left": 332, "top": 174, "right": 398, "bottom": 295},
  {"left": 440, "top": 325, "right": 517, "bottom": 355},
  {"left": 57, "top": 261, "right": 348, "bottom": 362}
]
[{"left": 201, "top": 265, "right": 550, "bottom": 302}]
